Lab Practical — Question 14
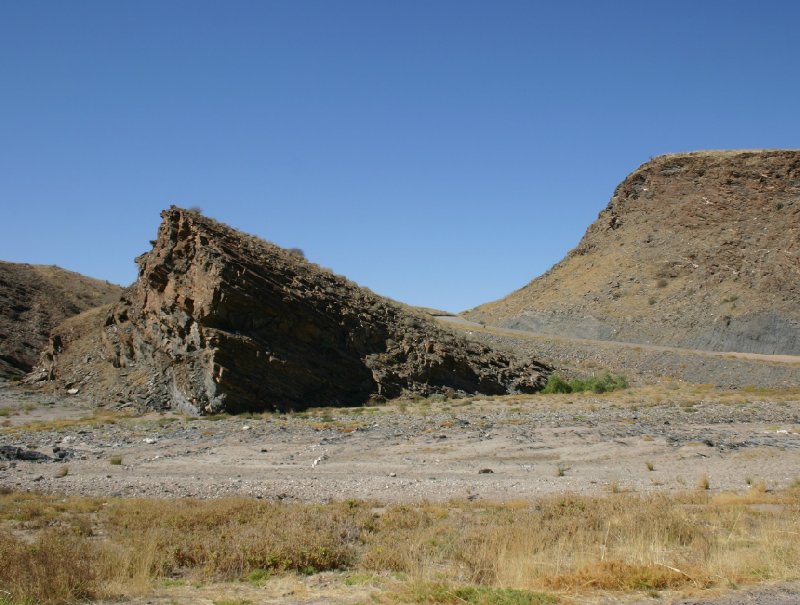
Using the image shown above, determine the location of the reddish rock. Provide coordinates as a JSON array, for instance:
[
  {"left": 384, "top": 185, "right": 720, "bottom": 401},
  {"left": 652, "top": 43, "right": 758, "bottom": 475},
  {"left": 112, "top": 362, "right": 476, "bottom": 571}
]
[{"left": 38, "top": 207, "right": 549, "bottom": 413}]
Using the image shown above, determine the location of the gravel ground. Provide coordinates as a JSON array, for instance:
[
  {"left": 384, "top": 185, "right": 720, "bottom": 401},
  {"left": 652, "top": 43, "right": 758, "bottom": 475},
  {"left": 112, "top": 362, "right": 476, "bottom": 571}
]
[
  {"left": 2, "top": 381, "right": 799, "bottom": 501},
  {"left": 2, "top": 374, "right": 799, "bottom": 605}
]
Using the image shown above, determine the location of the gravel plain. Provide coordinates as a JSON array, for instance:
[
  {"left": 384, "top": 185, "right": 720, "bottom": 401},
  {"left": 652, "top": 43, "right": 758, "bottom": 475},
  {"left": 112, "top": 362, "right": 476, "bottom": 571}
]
[
  {"left": 2, "top": 338, "right": 799, "bottom": 605},
  {"left": 2, "top": 380, "right": 799, "bottom": 502}
]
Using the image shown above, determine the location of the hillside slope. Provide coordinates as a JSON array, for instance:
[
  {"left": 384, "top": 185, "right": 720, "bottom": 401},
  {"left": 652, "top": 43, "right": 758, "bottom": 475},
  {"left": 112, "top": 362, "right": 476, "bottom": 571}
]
[
  {"left": 35, "top": 207, "right": 550, "bottom": 413},
  {"left": 0, "top": 262, "right": 122, "bottom": 376},
  {"left": 465, "top": 150, "right": 800, "bottom": 354}
]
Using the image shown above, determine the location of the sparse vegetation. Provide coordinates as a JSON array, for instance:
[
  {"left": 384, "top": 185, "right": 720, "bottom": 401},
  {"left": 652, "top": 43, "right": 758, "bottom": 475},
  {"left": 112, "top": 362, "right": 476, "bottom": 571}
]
[
  {"left": 541, "top": 373, "right": 628, "bottom": 395},
  {"left": 749, "top": 480, "right": 767, "bottom": 494},
  {"left": 1, "top": 409, "right": 128, "bottom": 433},
  {"left": 1, "top": 488, "right": 800, "bottom": 604},
  {"left": 387, "top": 583, "right": 557, "bottom": 604},
  {"left": 108, "top": 455, "right": 123, "bottom": 465}
]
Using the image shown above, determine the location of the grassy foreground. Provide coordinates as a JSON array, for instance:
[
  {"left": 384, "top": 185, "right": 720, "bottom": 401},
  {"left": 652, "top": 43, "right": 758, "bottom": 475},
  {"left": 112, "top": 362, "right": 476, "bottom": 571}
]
[{"left": 1, "top": 487, "right": 799, "bottom": 604}]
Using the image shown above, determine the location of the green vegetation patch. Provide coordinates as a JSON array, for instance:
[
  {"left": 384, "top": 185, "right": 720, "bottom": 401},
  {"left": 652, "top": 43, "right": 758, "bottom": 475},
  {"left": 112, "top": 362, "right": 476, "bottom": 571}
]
[
  {"left": 400, "top": 583, "right": 557, "bottom": 604},
  {"left": 541, "top": 373, "right": 628, "bottom": 395}
]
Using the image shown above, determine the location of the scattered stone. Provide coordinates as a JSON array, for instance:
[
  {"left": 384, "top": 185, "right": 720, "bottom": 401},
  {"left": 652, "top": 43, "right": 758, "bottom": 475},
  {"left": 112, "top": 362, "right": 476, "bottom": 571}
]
[
  {"left": 52, "top": 446, "right": 74, "bottom": 460},
  {"left": 0, "top": 446, "right": 52, "bottom": 462}
]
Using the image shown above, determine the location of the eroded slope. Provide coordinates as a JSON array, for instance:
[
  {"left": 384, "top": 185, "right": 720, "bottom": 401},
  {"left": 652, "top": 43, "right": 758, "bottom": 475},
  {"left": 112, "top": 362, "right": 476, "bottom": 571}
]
[
  {"left": 466, "top": 150, "right": 800, "bottom": 354},
  {"left": 0, "top": 262, "right": 122, "bottom": 377}
]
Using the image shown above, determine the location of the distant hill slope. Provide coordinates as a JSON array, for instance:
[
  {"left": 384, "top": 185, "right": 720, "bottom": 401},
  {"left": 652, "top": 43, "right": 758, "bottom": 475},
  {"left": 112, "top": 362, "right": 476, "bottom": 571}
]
[
  {"left": 464, "top": 150, "right": 800, "bottom": 355},
  {"left": 35, "top": 207, "right": 550, "bottom": 413},
  {"left": 0, "top": 262, "right": 123, "bottom": 376}
]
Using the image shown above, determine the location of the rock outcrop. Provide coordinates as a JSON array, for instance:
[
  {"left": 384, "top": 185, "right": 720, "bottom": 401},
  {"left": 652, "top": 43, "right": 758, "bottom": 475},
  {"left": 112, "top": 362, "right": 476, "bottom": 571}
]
[
  {"left": 465, "top": 150, "right": 800, "bottom": 355},
  {"left": 0, "top": 262, "right": 122, "bottom": 377},
  {"left": 37, "top": 207, "right": 550, "bottom": 413}
]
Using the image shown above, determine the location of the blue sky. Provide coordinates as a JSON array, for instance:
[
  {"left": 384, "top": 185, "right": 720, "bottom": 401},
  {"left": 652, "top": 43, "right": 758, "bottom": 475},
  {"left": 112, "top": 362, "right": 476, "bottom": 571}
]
[{"left": 1, "top": 1, "right": 798, "bottom": 312}]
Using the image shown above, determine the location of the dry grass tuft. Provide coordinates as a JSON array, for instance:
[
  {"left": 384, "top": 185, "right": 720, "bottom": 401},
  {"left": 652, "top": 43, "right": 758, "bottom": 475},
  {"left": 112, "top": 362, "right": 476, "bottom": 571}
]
[
  {"left": 383, "top": 582, "right": 557, "bottom": 604},
  {"left": 0, "top": 528, "right": 101, "bottom": 604},
  {"left": 539, "top": 561, "right": 710, "bottom": 591},
  {"left": 1, "top": 409, "right": 129, "bottom": 434},
  {"left": 100, "top": 497, "right": 368, "bottom": 581},
  {"left": 1, "top": 489, "right": 799, "bottom": 603}
]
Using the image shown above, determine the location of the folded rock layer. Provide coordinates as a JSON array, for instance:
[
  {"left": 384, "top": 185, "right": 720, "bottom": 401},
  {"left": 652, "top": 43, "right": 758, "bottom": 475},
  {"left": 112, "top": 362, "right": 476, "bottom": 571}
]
[{"left": 38, "top": 208, "right": 549, "bottom": 413}]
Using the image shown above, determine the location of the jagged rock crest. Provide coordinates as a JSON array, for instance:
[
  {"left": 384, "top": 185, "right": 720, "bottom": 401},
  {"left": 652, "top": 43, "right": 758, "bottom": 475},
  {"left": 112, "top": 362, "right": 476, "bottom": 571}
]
[{"left": 37, "top": 207, "right": 550, "bottom": 412}]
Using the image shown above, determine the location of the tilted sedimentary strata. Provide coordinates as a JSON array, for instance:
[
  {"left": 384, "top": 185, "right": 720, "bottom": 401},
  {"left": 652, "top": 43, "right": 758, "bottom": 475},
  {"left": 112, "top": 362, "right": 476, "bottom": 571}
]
[{"left": 35, "top": 207, "right": 550, "bottom": 413}]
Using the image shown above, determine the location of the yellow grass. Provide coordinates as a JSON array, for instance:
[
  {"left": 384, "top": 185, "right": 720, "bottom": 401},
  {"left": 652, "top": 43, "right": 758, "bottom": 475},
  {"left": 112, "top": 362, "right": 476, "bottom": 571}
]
[
  {"left": 0, "top": 408, "right": 130, "bottom": 434},
  {"left": 0, "top": 488, "right": 799, "bottom": 604}
]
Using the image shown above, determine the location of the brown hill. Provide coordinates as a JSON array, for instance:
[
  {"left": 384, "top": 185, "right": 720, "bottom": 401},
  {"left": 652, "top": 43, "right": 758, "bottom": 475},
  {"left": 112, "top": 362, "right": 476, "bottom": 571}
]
[
  {"left": 34, "top": 207, "right": 550, "bottom": 413},
  {"left": 465, "top": 150, "right": 800, "bottom": 355},
  {"left": 0, "top": 262, "right": 122, "bottom": 377}
]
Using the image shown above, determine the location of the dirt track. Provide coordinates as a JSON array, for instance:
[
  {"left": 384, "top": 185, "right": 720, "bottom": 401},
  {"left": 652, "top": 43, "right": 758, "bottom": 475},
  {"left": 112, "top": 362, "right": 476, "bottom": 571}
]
[{"left": 436, "top": 317, "right": 800, "bottom": 390}]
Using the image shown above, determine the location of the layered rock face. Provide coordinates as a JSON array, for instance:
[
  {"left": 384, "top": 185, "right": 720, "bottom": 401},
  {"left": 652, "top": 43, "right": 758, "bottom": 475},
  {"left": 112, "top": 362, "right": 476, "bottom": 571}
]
[
  {"left": 0, "top": 262, "right": 122, "bottom": 377},
  {"left": 39, "top": 208, "right": 549, "bottom": 413},
  {"left": 465, "top": 150, "right": 800, "bottom": 355}
]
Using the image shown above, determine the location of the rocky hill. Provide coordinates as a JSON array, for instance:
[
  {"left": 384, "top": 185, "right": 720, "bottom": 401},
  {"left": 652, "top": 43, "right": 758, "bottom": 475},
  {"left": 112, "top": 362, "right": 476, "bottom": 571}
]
[
  {"left": 465, "top": 150, "right": 800, "bottom": 355},
  {"left": 34, "top": 207, "right": 550, "bottom": 413},
  {"left": 0, "top": 262, "right": 122, "bottom": 377}
]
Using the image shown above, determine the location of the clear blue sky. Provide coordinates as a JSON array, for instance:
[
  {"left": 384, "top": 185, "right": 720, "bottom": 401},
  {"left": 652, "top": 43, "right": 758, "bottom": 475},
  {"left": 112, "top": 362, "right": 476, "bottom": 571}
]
[{"left": 2, "top": 1, "right": 798, "bottom": 312}]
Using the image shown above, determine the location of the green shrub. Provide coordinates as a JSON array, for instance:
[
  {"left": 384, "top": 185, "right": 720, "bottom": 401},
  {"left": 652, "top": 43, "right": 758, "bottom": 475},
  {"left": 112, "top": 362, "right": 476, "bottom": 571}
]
[
  {"left": 401, "top": 583, "right": 557, "bottom": 604},
  {"left": 541, "top": 373, "right": 628, "bottom": 395},
  {"left": 541, "top": 374, "right": 572, "bottom": 394}
]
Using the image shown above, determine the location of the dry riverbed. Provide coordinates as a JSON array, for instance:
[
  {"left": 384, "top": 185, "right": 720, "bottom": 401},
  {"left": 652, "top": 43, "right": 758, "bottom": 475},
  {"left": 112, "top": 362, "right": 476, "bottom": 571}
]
[
  {"left": 2, "top": 381, "right": 799, "bottom": 501},
  {"left": 1, "top": 379, "right": 799, "bottom": 605}
]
